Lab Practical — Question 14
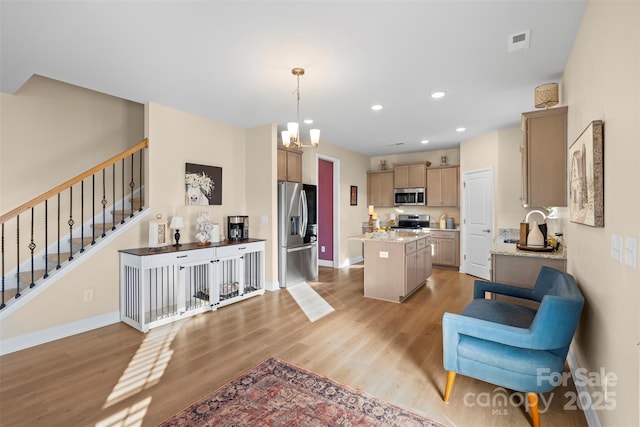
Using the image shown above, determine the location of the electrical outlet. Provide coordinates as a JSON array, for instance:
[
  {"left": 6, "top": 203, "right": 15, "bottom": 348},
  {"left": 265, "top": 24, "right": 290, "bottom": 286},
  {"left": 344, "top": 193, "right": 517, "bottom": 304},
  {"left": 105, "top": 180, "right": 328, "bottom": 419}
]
[
  {"left": 261, "top": 215, "right": 268, "bottom": 224},
  {"left": 83, "top": 289, "right": 94, "bottom": 302},
  {"left": 379, "top": 251, "right": 389, "bottom": 258},
  {"left": 625, "top": 236, "right": 637, "bottom": 269},
  {"left": 321, "top": 246, "right": 325, "bottom": 253}
]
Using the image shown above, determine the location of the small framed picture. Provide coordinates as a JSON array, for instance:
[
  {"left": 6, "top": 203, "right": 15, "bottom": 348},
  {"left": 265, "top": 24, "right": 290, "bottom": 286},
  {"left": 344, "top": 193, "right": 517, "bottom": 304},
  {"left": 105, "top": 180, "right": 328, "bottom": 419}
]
[
  {"left": 350, "top": 186, "right": 358, "bottom": 206},
  {"left": 149, "top": 215, "right": 168, "bottom": 248}
]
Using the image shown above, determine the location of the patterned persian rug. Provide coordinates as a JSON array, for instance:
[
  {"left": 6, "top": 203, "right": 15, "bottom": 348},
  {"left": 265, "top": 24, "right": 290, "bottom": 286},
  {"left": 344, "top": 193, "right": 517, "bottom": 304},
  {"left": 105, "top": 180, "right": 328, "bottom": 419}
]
[{"left": 158, "top": 357, "right": 448, "bottom": 427}]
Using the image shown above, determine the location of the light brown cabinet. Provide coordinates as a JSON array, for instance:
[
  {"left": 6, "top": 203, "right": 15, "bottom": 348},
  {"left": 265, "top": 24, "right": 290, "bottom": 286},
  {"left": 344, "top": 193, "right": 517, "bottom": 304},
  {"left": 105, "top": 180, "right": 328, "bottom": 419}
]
[
  {"left": 491, "top": 253, "right": 566, "bottom": 287},
  {"left": 427, "top": 166, "right": 459, "bottom": 206},
  {"left": 521, "top": 106, "right": 567, "bottom": 207},
  {"left": 431, "top": 230, "right": 459, "bottom": 268},
  {"left": 277, "top": 148, "right": 302, "bottom": 182},
  {"left": 367, "top": 171, "right": 394, "bottom": 207},
  {"left": 394, "top": 163, "right": 427, "bottom": 188}
]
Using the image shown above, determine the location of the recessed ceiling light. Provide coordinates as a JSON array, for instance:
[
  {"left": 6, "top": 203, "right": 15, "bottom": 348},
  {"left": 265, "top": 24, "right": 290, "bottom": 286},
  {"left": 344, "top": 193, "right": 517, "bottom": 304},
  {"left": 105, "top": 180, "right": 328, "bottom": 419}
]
[
  {"left": 431, "top": 91, "right": 446, "bottom": 99},
  {"left": 421, "top": 140, "right": 430, "bottom": 144},
  {"left": 371, "top": 104, "right": 383, "bottom": 111},
  {"left": 304, "top": 119, "right": 314, "bottom": 124},
  {"left": 456, "top": 127, "right": 466, "bottom": 132}
]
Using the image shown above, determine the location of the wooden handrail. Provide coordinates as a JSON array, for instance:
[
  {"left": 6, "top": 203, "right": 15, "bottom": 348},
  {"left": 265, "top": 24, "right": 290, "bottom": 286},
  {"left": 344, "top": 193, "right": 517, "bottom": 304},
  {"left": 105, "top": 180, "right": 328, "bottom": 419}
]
[{"left": 0, "top": 138, "right": 149, "bottom": 223}]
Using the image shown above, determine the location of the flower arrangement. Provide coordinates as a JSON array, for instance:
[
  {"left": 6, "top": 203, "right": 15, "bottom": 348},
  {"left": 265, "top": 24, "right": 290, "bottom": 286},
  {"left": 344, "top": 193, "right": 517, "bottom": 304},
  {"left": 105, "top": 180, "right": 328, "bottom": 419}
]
[{"left": 185, "top": 172, "right": 214, "bottom": 196}]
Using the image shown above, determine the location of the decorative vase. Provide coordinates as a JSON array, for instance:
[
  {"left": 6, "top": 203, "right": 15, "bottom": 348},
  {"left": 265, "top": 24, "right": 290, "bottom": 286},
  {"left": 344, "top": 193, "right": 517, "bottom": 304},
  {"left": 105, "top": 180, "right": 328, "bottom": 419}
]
[{"left": 527, "top": 220, "right": 545, "bottom": 247}]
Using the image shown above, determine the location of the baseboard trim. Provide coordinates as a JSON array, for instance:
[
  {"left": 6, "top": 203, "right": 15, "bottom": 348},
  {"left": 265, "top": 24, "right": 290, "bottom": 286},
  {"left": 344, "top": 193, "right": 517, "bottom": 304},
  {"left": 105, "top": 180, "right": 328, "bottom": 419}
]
[
  {"left": 0, "top": 310, "right": 120, "bottom": 356},
  {"left": 567, "top": 349, "right": 602, "bottom": 427}
]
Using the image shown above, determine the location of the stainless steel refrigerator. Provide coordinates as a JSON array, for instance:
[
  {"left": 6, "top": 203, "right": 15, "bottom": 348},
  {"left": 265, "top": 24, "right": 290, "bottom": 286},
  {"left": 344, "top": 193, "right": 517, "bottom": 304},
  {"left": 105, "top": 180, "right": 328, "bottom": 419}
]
[{"left": 278, "top": 182, "right": 318, "bottom": 287}]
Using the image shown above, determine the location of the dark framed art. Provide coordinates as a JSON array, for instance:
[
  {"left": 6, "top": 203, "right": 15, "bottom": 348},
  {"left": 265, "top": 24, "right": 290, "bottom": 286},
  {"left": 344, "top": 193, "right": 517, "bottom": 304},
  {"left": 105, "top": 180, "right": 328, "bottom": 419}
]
[
  {"left": 569, "top": 120, "right": 604, "bottom": 227},
  {"left": 185, "top": 163, "right": 222, "bottom": 205},
  {"left": 350, "top": 185, "right": 358, "bottom": 206}
]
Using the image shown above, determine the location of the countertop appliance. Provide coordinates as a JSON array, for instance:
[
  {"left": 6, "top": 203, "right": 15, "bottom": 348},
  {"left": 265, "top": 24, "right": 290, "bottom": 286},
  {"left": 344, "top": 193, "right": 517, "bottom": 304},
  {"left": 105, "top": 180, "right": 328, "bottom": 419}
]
[
  {"left": 391, "top": 214, "right": 431, "bottom": 229},
  {"left": 228, "top": 215, "right": 249, "bottom": 240},
  {"left": 278, "top": 182, "right": 318, "bottom": 287},
  {"left": 394, "top": 188, "right": 426, "bottom": 206}
]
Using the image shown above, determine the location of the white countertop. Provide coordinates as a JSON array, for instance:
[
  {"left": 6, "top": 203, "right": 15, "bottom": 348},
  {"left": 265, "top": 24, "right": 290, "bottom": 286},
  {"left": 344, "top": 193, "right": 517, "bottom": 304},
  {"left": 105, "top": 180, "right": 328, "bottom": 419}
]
[
  {"left": 490, "top": 242, "right": 567, "bottom": 260},
  {"left": 350, "top": 230, "right": 432, "bottom": 243}
]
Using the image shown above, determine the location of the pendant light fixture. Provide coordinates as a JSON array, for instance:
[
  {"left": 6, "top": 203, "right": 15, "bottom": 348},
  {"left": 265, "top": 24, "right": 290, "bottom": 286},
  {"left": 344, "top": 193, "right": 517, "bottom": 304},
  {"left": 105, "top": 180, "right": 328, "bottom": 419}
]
[{"left": 281, "top": 67, "right": 320, "bottom": 149}]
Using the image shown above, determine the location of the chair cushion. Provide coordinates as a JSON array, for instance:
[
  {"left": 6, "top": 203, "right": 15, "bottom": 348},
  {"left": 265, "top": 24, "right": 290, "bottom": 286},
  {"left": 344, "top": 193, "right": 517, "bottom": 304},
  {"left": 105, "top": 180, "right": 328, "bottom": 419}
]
[
  {"left": 462, "top": 299, "right": 537, "bottom": 329},
  {"left": 458, "top": 335, "right": 564, "bottom": 378}
]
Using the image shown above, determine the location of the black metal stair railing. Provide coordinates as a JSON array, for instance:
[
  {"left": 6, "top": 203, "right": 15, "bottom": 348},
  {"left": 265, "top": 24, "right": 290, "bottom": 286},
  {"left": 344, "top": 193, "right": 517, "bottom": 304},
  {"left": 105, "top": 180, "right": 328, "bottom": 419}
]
[{"left": 0, "top": 138, "right": 149, "bottom": 311}]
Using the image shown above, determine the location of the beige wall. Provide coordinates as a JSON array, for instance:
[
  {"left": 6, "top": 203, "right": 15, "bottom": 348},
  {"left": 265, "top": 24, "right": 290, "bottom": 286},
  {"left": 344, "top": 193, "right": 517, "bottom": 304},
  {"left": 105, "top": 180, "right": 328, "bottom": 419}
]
[
  {"left": 460, "top": 127, "right": 525, "bottom": 233},
  {"left": 0, "top": 75, "right": 144, "bottom": 212},
  {"left": 563, "top": 1, "right": 640, "bottom": 425},
  {"left": 246, "top": 124, "right": 278, "bottom": 286}
]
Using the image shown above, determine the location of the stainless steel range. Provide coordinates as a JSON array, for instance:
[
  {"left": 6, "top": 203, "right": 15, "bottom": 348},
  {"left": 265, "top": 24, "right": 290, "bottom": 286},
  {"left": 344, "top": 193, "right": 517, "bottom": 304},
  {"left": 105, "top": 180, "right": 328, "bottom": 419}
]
[{"left": 391, "top": 214, "right": 430, "bottom": 229}]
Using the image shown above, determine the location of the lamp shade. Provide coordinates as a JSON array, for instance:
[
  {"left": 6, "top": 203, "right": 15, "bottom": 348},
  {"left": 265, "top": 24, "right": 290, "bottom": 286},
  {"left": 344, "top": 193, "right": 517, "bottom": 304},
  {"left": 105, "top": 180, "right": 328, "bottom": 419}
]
[
  {"left": 534, "top": 83, "right": 559, "bottom": 108},
  {"left": 310, "top": 128, "right": 320, "bottom": 146},
  {"left": 281, "top": 130, "right": 291, "bottom": 147},
  {"left": 169, "top": 216, "right": 184, "bottom": 230}
]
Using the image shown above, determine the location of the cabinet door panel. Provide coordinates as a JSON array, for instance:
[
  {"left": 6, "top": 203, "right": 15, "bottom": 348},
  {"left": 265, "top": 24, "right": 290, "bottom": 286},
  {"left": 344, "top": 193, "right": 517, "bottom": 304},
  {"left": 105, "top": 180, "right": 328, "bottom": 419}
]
[
  {"left": 409, "top": 164, "right": 426, "bottom": 188},
  {"left": 522, "top": 106, "right": 567, "bottom": 207},
  {"left": 441, "top": 168, "right": 459, "bottom": 206},
  {"left": 286, "top": 151, "right": 302, "bottom": 183},
  {"left": 427, "top": 169, "right": 443, "bottom": 206},
  {"left": 395, "top": 165, "right": 409, "bottom": 188}
]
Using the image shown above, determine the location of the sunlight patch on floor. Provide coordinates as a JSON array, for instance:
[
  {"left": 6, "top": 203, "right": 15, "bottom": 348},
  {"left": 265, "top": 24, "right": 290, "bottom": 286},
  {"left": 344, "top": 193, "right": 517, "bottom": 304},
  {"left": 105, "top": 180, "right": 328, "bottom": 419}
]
[
  {"left": 102, "top": 322, "right": 182, "bottom": 409},
  {"left": 287, "top": 282, "right": 335, "bottom": 322},
  {"left": 95, "top": 396, "right": 151, "bottom": 427}
]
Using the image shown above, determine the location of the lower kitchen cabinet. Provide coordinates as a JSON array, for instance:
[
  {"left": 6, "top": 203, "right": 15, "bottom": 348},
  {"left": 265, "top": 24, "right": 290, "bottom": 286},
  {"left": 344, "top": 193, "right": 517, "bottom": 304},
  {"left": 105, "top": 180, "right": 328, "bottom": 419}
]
[
  {"left": 491, "top": 253, "right": 566, "bottom": 287},
  {"left": 431, "top": 230, "right": 459, "bottom": 268},
  {"left": 490, "top": 251, "right": 567, "bottom": 308},
  {"left": 119, "top": 240, "right": 265, "bottom": 332}
]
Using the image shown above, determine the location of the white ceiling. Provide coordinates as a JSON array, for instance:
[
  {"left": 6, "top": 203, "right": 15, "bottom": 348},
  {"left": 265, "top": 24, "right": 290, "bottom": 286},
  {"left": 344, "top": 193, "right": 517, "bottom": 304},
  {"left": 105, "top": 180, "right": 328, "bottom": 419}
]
[{"left": 1, "top": 1, "right": 587, "bottom": 157}]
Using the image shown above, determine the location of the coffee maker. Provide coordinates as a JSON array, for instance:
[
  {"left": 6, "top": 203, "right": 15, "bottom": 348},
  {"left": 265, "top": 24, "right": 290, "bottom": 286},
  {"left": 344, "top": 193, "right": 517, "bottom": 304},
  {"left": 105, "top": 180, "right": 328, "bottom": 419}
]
[{"left": 227, "top": 215, "right": 249, "bottom": 240}]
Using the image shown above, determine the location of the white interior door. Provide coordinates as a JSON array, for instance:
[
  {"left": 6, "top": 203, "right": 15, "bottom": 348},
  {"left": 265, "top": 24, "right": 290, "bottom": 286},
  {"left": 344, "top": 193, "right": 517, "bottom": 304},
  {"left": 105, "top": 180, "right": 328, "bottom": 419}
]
[{"left": 463, "top": 168, "right": 493, "bottom": 280}]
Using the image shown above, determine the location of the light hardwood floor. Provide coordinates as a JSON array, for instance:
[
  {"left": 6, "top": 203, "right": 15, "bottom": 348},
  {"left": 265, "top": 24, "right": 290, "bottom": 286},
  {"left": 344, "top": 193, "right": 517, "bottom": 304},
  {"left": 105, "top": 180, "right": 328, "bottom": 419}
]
[{"left": 0, "top": 266, "right": 587, "bottom": 427}]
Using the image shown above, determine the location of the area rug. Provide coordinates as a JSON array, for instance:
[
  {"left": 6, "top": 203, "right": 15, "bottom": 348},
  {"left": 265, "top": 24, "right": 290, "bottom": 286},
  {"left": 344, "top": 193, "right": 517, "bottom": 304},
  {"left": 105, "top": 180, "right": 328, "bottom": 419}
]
[
  {"left": 286, "top": 282, "right": 335, "bottom": 322},
  {"left": 157, "top": 357, "right": 447, "bottom": 427}
]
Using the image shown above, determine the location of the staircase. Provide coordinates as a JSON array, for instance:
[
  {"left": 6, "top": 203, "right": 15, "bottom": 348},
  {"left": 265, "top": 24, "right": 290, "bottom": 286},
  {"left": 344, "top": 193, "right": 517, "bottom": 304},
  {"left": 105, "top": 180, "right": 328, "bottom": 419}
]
[{"left": 1, "top": 139, "right": 149, "bottom": 315}]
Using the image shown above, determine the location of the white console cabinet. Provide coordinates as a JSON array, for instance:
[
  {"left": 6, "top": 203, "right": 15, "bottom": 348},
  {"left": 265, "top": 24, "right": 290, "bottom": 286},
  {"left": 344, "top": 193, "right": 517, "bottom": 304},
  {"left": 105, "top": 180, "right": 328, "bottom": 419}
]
[{"left": 119, "top": 239, "right": 265, "bottom": 332}]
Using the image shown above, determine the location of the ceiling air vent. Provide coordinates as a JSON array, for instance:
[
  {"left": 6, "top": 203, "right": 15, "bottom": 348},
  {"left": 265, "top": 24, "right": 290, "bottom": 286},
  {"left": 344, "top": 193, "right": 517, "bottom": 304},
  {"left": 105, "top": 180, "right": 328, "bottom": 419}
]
[{"left": 508, "top": 30, "right": 531, "bottom": 53}]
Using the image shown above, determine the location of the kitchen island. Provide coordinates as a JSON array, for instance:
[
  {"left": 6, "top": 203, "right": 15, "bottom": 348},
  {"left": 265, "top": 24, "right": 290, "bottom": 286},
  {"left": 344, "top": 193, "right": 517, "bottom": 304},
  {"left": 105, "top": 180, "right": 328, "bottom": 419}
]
[{"left": 351, "top": 230, "right": 432, "bottom": 303}]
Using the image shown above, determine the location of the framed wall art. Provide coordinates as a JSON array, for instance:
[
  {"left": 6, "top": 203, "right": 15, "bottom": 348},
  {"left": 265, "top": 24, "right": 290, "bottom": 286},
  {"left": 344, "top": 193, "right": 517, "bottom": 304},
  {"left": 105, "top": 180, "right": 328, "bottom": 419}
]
[
  {"left": 185, "top": 163, "right": 222, "bottom": 205},
  {"left": 350, "top": 186, "right": 358, "bottom": 206},
  {"left": 569, "top": 120, "right": 604, "bottom": 227}
]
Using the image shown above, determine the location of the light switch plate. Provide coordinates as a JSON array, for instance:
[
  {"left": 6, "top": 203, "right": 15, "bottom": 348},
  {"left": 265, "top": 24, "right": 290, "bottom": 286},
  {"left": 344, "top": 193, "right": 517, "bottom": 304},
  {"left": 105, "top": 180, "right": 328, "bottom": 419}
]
[
  {"left": 379, "top": 251, "right": 389, "bottom": 258},
  {"left": 611, "top": 234, "right": 623, "bottom": 262},
  {"left": 625, "top": 236, "right": 637, "bottom": 269}
]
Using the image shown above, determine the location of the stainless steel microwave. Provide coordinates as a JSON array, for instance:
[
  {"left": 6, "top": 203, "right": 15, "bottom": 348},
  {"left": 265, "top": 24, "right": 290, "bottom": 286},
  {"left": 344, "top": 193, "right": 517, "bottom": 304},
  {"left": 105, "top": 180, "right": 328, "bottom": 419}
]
[{"left": 394, "top": 188, "right": 426, "bottom": 206}]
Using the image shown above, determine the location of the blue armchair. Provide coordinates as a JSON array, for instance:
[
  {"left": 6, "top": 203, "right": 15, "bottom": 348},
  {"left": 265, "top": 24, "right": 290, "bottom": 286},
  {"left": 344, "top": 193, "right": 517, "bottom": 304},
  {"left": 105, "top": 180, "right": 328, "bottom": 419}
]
[{"left": 442, "top": 266, "right": 584, "bottom": 427}]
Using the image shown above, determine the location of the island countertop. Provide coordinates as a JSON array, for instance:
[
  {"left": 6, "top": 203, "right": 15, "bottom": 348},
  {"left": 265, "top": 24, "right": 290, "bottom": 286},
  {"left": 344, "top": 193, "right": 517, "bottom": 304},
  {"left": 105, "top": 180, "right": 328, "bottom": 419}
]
[{"left": 349, "top": 230, "right": 432, "bottom": 243}]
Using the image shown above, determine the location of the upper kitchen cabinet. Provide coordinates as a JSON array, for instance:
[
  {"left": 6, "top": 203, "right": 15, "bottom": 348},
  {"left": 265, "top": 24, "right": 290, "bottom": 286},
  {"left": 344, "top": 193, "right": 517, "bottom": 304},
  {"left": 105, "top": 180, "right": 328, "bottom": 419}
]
[
  {"left": 277, "top": 148, "right": 302, "bottom": 182},
  {"left": 427, "top": 166, "right": 459, "bottom": 207},
  {"left": 394, "top": 163, "right": 426, "bottom": 188},
  {"left": 521, "top": 106, "right": 568, "bottom": 207},
  {"left": 367, "top": 171, "right": 394, "bottom": 207}
]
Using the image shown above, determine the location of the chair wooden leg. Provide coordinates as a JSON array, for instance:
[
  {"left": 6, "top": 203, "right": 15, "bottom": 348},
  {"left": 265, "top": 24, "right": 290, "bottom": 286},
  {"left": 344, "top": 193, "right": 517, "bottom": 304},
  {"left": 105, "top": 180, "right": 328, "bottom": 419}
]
[
  {"left": 443, "top": 371, "right": 456, "bottom": 402},
  {"left": 528, "top": 392, "right": 540, "bottom": 427}
]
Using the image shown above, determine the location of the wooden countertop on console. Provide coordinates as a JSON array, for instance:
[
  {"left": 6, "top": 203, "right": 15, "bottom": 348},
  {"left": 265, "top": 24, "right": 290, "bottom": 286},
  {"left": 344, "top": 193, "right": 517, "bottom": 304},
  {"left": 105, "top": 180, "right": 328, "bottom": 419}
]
[{"left": 119, "top": 238, "right": 266, "bottom": 256}]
